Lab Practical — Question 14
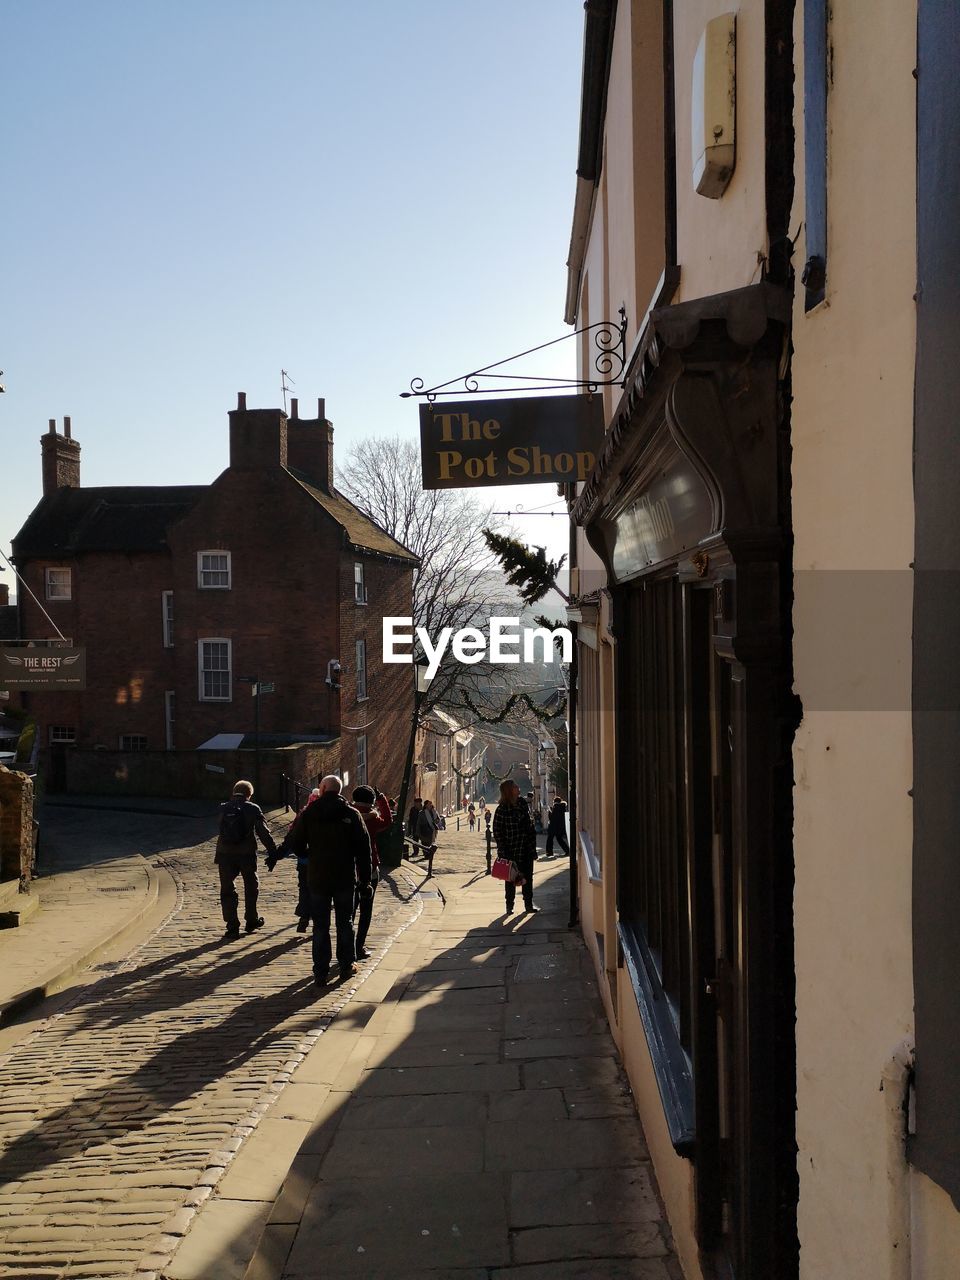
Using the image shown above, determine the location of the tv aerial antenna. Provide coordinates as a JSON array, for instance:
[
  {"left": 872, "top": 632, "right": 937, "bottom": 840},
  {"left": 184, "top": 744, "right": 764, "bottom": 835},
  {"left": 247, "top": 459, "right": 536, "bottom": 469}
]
[{"left": 281, "top": 369, "right": 295, "bottom": 415}]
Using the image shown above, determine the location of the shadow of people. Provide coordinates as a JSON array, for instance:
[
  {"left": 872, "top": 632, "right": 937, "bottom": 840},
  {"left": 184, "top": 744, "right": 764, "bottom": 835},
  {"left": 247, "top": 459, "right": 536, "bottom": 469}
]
[{"left": 0, "top": 971, "right": 323, "bottom": 1186}]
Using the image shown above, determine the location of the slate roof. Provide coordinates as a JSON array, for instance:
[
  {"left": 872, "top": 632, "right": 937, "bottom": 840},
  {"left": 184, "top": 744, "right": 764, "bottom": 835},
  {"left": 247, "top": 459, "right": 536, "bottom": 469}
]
[
  {"left": 11, "top": 473, "right": 418, "bottom": 566},
  {"left": 12, "top": 486, "right": 205, "bottom": 557},
  {"left": 287, "top": 471, "right": 419, "bottom": 563}
]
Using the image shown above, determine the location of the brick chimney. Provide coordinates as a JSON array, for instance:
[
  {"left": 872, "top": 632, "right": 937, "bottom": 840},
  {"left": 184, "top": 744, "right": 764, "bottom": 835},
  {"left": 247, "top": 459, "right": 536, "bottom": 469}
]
[
  {"left": 286, "top": 397, "right": 335, "bottom": 493},
  {"left": 228, "top": 392, "right": 288, "bottom": 471},
  {"left": 41, "top": 417, "right": 81, "bottom": 496}
]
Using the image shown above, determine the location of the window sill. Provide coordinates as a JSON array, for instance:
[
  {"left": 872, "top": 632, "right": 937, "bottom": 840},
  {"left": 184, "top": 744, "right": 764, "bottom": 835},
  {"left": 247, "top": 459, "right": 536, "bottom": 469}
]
[
  {"left": 618, "top": 921, "right": 695, "bottom": 1157},
  {"left": 198, "top": 585, "right": 231, "bottom": 591}
]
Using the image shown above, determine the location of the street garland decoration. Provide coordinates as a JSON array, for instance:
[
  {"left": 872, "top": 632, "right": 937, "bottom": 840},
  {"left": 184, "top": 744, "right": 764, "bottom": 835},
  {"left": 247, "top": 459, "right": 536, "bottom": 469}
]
[
  {"left": 458, "top": 690, "right": 567, "bottom": 726},
  {"left": 451, "top": 759, "right": 484, "bottom": 782}
]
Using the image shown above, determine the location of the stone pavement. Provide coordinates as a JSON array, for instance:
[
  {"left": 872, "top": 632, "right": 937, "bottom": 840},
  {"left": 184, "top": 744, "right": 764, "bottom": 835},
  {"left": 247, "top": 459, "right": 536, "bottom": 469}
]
[
  {"left": 0, "top": 805, "right": 422, "bottom": 1279},
  {"left": 0, "top": 802, "right": 214, "bottom": 1025},
  {"left": 232, "top": 842, "right": 682, "bottom": 1280}
]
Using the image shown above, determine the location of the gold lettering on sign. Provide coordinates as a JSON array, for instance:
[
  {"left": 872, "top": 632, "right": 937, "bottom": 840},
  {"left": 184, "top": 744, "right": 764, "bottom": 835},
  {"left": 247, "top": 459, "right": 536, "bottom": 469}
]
[{"left": 435, "top": 412, "right": 503, "bottom": 443}]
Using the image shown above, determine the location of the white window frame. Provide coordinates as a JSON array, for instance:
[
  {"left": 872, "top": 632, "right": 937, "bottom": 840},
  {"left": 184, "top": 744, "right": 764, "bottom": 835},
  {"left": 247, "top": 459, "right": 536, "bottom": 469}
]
[
  {"left": 197, "top": 550, "right": 231, "bottom": 590},
  {"left": 356, "top": 735, "right": 367, "bottom": 786},
  {"left": 49, "top": 725, "right": 76, "bottom": 744},
  {"left": 354, "top": 561, "right": 367, "bottom": 604},
  {"left": 45, "top": 567, "right": 72, "bottom": 601},
  {"left": 164, "top": 690, "right": 176, "bottom": 751},
  {"left": 162, "top": 590, "right": 174, "bottom": 648},
  {"left": 356, "top": 638, "right": 367, "bottom": 701},
  {"left": 198, "top": 638, "right": 232, "bottom": 702},
  {"left": 119, "top": 734, "right": 148, "bottom": 752}
]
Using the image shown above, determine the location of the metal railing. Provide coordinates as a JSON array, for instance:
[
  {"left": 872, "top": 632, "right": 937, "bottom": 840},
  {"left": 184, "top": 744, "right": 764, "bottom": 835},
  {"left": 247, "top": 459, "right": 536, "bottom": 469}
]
[{"left": 280, "top": 773, "right": 316, "bottom": 814}]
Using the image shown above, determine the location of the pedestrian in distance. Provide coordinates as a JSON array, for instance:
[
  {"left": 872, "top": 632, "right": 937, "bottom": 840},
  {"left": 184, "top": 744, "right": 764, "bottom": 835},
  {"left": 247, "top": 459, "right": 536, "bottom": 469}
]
[
  {"left": 406, "top": 795, "right": 423, "bottom": 837},
  {"left": 545, "top": 794, "right": 570, "bottom": 859},
  {"left": 268, "top": 787, "right": 321, "bottom": 932},
  {"left": 416, "top": 798, "right": 440, "bottom": 851},
  {"left": 468, "top": 802, "right": 476, "bottom": 832},
  {"left": 492, "top": 779, "right": 539, "bottom": 914},
  {"left": 216, "top": 779, "right": 278, "bottom": 938},
  {"left": 290, "top": 774, "right": 373, "bottom": 985},
  {"left": 351, "top": 784, "right": 392, "bottom": 961}
]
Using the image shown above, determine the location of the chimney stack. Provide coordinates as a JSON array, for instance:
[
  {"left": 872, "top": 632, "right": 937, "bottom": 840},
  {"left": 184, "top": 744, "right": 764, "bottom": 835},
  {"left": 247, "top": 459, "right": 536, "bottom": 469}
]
[
  {"left": 286, "top": 397, "right": 335, "bottom": 493},
  {"left": 41, "top": 417, "right": 82, "bottom": 496},
  {"left": 290, "top": 398, "right": 299, "bottom": 420},
  {"left": 228, "top": 392, "right": 288, "bottom": 471}
]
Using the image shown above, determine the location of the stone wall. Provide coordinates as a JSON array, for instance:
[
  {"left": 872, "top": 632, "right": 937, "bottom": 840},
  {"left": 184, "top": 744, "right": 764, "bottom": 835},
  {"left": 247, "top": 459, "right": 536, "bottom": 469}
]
[{"left": 0, "top": 764, "right": 34, "bottom": 882}]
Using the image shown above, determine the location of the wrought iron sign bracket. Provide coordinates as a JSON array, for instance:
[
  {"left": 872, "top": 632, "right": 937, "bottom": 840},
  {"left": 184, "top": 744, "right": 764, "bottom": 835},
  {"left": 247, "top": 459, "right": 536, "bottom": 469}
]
[{"left": 402, "top": 308, "right": 628, "bottom": 402}]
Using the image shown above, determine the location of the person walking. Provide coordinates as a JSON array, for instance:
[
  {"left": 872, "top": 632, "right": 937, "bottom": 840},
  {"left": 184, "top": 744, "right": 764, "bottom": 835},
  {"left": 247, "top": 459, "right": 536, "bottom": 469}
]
[
  {"left": 215, "top": 779, "right": 278, "bottom": 938},
  {"left": 406, "top": 796, "right": 423, "bottom": 837},
  {"left": 416, "top": 798, "right": 440, "bottom": 851},
  {"left": 269, "top": 787, "right": 321, "bottom": 932},
  {"left": 545, "top": 794, "right": 570, "bottom": 859},
  {"left": 290, "top": 775, "right": 373, "bottom": 984},
  {"left": 351, "top": 784, "right": 392, "bottom": 960},
  {"left": 468, "top": 803, "right": 476, "bottom": 832},
  {"left": 492, "top": 779, "right": 539, "bottom": 914}
]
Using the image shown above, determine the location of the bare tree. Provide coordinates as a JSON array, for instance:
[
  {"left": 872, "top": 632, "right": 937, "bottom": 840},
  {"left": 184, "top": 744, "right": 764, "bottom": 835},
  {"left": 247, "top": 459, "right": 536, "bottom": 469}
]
[{"left": 337, "top": 436, "right": 518, "bottom": 717}]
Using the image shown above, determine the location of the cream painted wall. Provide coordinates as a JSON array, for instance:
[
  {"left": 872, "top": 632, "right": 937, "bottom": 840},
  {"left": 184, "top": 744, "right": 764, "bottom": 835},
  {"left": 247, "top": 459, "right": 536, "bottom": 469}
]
[
  {"left": 605, "top": 4, "right": 643, "bottom": 342},
  {"left": 673, "top": 0, "right": 768, "bottom": 303},
  {"left": 788, "top": 1, "right": 960, "bottom": 1276}
]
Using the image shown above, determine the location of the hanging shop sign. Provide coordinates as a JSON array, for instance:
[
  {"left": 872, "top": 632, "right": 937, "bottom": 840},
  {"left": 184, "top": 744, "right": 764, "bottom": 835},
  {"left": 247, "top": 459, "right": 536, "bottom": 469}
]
[
  {"left": 419, "top": 395, "right": 604, "bottom": 490},
  {"left": 0, "top": 646, "right": 87, "bottom": 691}
]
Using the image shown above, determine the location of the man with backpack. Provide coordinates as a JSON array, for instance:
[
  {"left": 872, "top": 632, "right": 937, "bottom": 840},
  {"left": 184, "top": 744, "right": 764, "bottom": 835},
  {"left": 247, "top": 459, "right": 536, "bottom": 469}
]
[{"left": 216, "top": 779, "right": 279, "bottom": 938}]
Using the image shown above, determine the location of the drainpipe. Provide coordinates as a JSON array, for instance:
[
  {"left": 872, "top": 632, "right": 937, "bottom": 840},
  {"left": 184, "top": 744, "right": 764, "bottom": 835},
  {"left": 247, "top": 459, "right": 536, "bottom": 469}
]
[{"left": 879, "top": 1038, "right": 914, "bottom": 1279}]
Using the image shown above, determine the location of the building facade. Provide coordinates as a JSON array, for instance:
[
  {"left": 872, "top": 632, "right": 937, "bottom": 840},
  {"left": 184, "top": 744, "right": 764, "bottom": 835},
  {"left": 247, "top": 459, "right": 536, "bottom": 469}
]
[
  {"left": 9, "top": 397, "right": 418, "bottom": 800},
  {"left": 563, "top": 1, "right": 960, "bottom": 1278}
]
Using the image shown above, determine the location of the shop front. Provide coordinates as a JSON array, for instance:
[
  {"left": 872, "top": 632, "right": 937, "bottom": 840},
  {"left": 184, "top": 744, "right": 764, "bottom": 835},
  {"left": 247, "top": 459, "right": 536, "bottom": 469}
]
[{"left": 574, "top": 281, "right": 798, "bottom": 1278}]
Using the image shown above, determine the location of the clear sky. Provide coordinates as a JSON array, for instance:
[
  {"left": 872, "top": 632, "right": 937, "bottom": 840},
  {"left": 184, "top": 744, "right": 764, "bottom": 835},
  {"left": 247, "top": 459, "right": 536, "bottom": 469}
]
[{"left": 1, "top": 1, "right": 584, "bottom": 597}]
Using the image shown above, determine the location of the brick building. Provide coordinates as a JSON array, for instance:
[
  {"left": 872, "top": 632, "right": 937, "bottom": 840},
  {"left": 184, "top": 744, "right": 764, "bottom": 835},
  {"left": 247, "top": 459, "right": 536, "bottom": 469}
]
[{"left": 9, "top": 397, "right": 418, "bottom": 796}]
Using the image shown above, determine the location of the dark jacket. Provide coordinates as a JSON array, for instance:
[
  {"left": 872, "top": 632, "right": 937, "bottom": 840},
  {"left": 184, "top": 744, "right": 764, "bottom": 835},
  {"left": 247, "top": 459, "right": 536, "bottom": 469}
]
[
  {"left": 355, "top": 792, "right": 392, "bottom": 872},
  {"left": 547, "top": 800, "right": 568, "bottom": 835},
  {"left": 493, "top": 797, "right": 537, "bottom": 866},
  {"left": 416, "top": 805, "right": 439, "bottom": 846},
  {"left": 215, "top": 798, "right": 277, "bottom": 863},
  {"left": 291, "top": 791, "right": 372, "bottom": 895},
  {"left": 406, "top": 802, "right": 422, "bottom": 836}
]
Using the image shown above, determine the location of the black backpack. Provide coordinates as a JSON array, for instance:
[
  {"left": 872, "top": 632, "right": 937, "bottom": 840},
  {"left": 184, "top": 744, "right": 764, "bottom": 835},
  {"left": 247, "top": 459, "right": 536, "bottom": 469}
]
[{"left": 220, "top": 799, "right": 252, "bottom": 844}]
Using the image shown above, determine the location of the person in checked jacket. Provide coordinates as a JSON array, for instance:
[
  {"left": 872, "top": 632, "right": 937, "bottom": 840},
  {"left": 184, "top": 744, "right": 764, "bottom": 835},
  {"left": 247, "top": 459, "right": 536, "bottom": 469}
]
[{"left": 492, "top": 779, "right": 539, "bottom": 915}]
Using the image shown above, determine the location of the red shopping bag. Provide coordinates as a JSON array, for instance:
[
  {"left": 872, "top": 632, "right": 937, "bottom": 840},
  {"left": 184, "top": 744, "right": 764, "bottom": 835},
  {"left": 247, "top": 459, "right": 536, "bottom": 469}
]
[{"left": 491, "top": 856, "right": 518, "bottom": 881}]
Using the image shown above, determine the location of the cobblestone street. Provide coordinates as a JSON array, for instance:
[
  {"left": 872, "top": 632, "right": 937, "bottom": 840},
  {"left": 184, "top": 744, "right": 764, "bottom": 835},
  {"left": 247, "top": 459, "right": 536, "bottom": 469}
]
[{"left": 0, "top": 812, "right": 422, "bottom": 1279}]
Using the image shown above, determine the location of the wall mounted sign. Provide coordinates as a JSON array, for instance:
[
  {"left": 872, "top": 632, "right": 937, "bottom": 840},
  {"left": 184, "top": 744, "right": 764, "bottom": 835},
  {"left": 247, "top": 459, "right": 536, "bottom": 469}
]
[
  {"left": 0, "top": 646, "right": 86, "bottom": 691},
  {"left": 420, "top": 394, "right": 604, "bottom": 490}
]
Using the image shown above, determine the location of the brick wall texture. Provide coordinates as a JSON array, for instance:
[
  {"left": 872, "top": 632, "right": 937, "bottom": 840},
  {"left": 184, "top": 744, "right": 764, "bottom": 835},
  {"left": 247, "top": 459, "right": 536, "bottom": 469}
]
[{"left": 13, "top": 405, "right": 415, "bottom": 801}]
